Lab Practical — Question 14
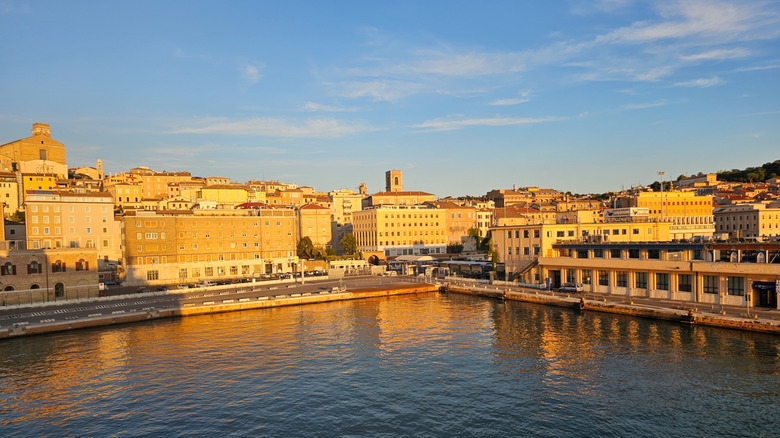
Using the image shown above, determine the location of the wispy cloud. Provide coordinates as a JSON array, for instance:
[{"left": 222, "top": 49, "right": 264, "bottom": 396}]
[
  {"left": 414, "top": 116, "right": 564, "bottom": 131},
  {"left": 734, "top": 63, "right": 780, "bottom": 72},
  {"left": 401, "top": 50, "right": 526, "bottom": 77},
  {"left": 243, "top": 63, "right": 264, "bottom": 85},
  {"left": 489, "top": 98, "right": 530, "bottom": 106},
  {"left": 622, "top": 101, "right": 666, "bottom": 110},
  {"left": 328, "top": 80, "right": 425, "bottom": 102},
  {"left": 168, "top": 117, "right": 369, "bottom": 138},
  {"left": 680, "top": 48, "right": 750, "bottom": 61},
  {"left": 302, "top": 102, "right": 358, "bottom": 112},
  {"left": 673, "top": 76, "right": 724, "bottom": 87}
]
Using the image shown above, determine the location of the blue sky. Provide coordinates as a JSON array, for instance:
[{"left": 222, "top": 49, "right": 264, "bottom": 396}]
[{"left": 1, "top": 0, "right": 779, "bottom": 197}]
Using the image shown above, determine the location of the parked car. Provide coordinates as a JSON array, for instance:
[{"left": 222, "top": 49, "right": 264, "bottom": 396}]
[
  {"left": 559, "top": 282, "right": 584, "bottom": 293},
  {"left": 137, "top": 287, "right": 151, "bottom": 294},
  {"left": 157, "top": 286, "right": 170, "bottom": 292},
  {"left": 177, "top": 284, "right": 189, "bottom": 289}
]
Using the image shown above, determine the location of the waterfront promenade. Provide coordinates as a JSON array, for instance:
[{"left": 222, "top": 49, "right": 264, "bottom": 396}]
[{"left": 444, "top": 277, "right": 780, "bottom": 334}]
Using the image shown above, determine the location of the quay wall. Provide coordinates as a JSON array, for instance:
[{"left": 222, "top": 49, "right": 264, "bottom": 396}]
[
  {"left": 0, "top": 284, "right": 437, "bottom": 339},
  {"left": 446, "top": 285, "right": 780, "bottom": 335}
]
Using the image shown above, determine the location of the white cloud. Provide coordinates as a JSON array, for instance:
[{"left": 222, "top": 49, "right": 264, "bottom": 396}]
[
  {"left": 680, "top": 48, "right": 750, "bottom": 61},
  {"left": 673, "top": 76, "right": 724, "bottom": 87},
  {"left": 402, "top": 50, "right": 527, "bottom": 77},
  {"left": 243, "top": 64, "right": 263, "bottom": 85},
  {"left": 489, "top": 98, "right": 530, "bottom": 106},
  {"left": 414, "top": 116, "right": 564, "bottom": 131},
  {"left": 622, "top": 101, "right": 666, "bottom": 110},
  {"left": 302, "top": 102, "right": 358, "bottom": 112},
  {"left": 735, "top": 64, "right": 780, "bottom": 72},
  {"left": 328, "top": 80, "right": 425, "bottom": 102},
  {"left": 169, "top": 117, "right": 369, "bottom": 138}
]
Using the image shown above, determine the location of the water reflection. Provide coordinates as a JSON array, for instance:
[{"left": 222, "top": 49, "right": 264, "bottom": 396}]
[{"left": 0, "top": 294, "right": 778, "bottom": 437}]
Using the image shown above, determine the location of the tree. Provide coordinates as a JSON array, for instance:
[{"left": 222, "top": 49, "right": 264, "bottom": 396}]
[
  {"left": 446, "top": 243, "right": 464, "bottom": 254},
  {"left": 296, "top": 237, "right": 314, "bottom": 259},
  {"left": 340, "top": 233, "right": 357, "bottom": 255},
  {"left": 8, "top": 210, "right": 24, "bottom": 223}
]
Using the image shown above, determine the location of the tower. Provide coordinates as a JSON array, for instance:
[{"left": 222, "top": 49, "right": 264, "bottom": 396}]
[
  {"left": 385, "top": 170, "right": 403, "bottom": 192},
  {"left": 97, "top": 158, "right": 104, "bottom": 180}
]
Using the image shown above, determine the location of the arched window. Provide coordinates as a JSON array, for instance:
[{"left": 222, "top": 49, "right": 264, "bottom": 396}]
[
  {"left": 52, "top": 260, "right": 66, "bottom": 273},
  {"left": 54, "top": 283, "right": 65, "bottom": 298},
  {"left": 28, "top": 261, "right": 41, "bottom": 274},
  {"left": 1, "top": 262, "right": 16, "bottom": 276},
  {"left": 76, "top": 259, "right": 89, "bottom": 271},
  {"left": 30, "top": 284, "right": 40, "bottom": 289},
  {"left": 3, "top": 286, "right": 13, "bottom": 291}
]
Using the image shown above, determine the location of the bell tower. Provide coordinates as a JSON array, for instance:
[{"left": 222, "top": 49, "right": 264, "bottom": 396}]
[{"left": 385, "top": 170, "right": 403, "bottom": 192}]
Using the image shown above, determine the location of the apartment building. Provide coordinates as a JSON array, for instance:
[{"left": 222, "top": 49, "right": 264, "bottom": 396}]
[
  {"left": 353, "top": 205, "right": 447, "bottom": 257},
  {"left": 298, "top": 204, "right": 332, "bottom": 249},
  {"left": 714, "top": 201, "right": 780, "bottom": 239},
  {"left": 122, "top": 209, "right": 297, "bottom": 286}
]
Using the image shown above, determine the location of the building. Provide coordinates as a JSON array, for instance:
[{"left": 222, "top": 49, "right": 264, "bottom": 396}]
[
  {"left": 353, "top": 205, "right": 447, "bottom": 257},
  {"left": 298, "top": 204, "right": 332, "bottom": 249},
  {"left": 105, "top": 181, "right": 143, "bottom": 211},
  {"left": 714, "top": 201, "right": 780, "bottom": 240},
  {"left": 386, "top": 170, "right": 403, "bottom": 192},
  {"left": 0, "top": 246, "right": 100, "bottom": 303},
  {"left": 615, "top": 190, "right": 715, "bottom": 239},
  {"left": 425, "top": 200, "right": 476, "bottom": 247},
  {"left": 121, "top": 209, "right": 297, "bottom": 286},
  {"left": 492, "top": 221, "right": 671, "bottom": 283},
  {"left": 0, "top": 123, "right": 68, "bottom": 177},
  {"left": 0, "top": 172, "right": 20, "bottom": 216},
  {"left": 538, "top": 241, "right": 779, "bottom": 309},
  {"left": 329, "top": 189, "right": 363, "bottom": 253},
  {"left": 197, "top": 184, "right": 250, "bottom": 208},
  {"left": 24, "top": 190, "right": 122, "bottom": 282}
]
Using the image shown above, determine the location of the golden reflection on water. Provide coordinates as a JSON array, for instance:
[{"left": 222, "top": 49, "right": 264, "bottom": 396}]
[{"left": 1, "top": 293, "right": 778, "bottom": 435}]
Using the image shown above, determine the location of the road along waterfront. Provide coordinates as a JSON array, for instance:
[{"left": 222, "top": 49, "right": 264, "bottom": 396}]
[
  {"left": 0, "top": 277, "right": 436, "bottom": 339},
  {"left": 1, "top": 293, "right": 777, "bottom": 437}
]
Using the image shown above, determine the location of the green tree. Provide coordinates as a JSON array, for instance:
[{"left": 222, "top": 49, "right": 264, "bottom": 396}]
[
  {"left": 296, "top": 237, "right": 314, "bottom": 259},
  {"left": 340, "top": 233, "right": 357, "bottom": 255},
  {"left": 8, "top": 210, "right": 24, "bottom": 223},
  {"left": 446, "top": 243, "right": 464, "bottom": 254}
]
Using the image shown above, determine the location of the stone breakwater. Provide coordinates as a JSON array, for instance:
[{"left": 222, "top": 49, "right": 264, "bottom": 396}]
[
  {"left": 0, "top": 284, "right": 438, "bottom": 339},
  {"left": 445, "top": 284, "right": 780, "bottom": 335}
]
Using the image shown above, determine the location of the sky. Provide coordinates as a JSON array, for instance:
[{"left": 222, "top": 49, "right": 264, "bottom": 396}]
[{"left": 1, "top": 0, "right": 779, "bottom": 197}]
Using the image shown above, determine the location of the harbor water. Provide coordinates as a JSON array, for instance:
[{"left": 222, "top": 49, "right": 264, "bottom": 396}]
[{"left": 1, "top": 293, "right": 778, "bottom": 437}]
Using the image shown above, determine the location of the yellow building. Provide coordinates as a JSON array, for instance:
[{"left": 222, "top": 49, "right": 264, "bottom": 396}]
[
  {"left": 0, "top": 123, "right": 68, "bottom": 177},
  {"left": 298, "top": 204, "right": 332, "bottom": 249},
  {"left": 714, "top": 201, "right": 780, "bottom": 239},
  {"left": 0, "top": 172, "right": 20, "bottom": 216},
  {"left": 353, "top": 205, "right": 447, "bottom": 257},
  {"left": 122, "top": 209, "right": 298, "bottom": 286},
  {"left": 105, "top": 182, "right": 143, "bottom": 210},
  {"left": 21, "top": 174, "right": 57, "bottom": 193},
  {"left": 492, "top": 221, "right": 671, "bottom": 282},
  {"left": 425, "top": 201, "right": 476, "bottom": 246},
  {"left": 24, "top": 190, "right": 122, "bottom": 282},
  {"left": 329, "top": 189, "right": 364, "bottom": 253},
  {"left": 197, "top": 184, "right": 249, "bottom": 208},
  {"left": 538, "top": 241, "right": 779, "bottom": 309}
]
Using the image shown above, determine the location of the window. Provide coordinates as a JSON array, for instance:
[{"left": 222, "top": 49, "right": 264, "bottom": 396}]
[
  {"left": 577, "top": 249, "right": 588, "bottom": 259},
  {"left": 678, "top": 274, "right": 692, "bottom": 292},
  {"left": 179, "top": 268, "right": 188, "bottom": 279},
  {"left": 566, "top": 269, "right": 576, "bottom": 283},
  {"left": 727, "top": 277, "right": 744, "bottom": 296},
  {"left": 635, "top": 272, "right": 648, "bottom": 289},
  {"left": 702, "top": 276, "right": 718, "bottom": 294},
  {"left": 52, "top": 260, "right": 66, "bottom": 272},
  {"left": 628, "top": 249, "right": 640, "bottom": 259},
  {"left": 593, "top": 249, "right": 604, "bottom": 258},
  {"left": 648, "top": 249, "right": 660, "bottom": 260},
  {"left": 1, "top": 262, "right": 17, "bottom": 276},
  {"left": 28, "top": 261, "right": 41, "bottom": 274},
  {"left": 598, "top": 270, "right": 609, "bottom": 286},
  {"left": 582, "top": 269, "right": 592, "bottom": 284},
  {"left": 556, "top": 231, "right": 564, "bottom": 237},
  {"left": 76, "top": 259, "right": 89, "bottom": 271},
  {"left": 656, "top": 273, "right": 669, "bottom": 290},
  {"left": 205, "top": 267, "right": 214, "bottom": 276},
  {"left": 616, "top": 271, "right": 628, "bottom": 287},
  {"left": 610, "top": 249, "right": 622, "bottom": 259},
  {"left": 147, "top": 270, "right": 159, "bottom": 281}
]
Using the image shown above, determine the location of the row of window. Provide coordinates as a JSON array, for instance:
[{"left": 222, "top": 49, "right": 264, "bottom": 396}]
[
  {"left": 575, "top": 269, "right": 744, "bottom": 295},
  {"left": 0, "top": 260, "right": 89, "bottom": 275}
]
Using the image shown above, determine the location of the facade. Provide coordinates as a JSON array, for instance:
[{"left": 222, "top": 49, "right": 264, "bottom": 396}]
[
  {"left": 492, "top": 221, "right": 671, "bottom": 282},
  {"left": 105, "top": 182, "right": 143, "bottom": 210},
  {"left": 353, "top": 205, "right": 447, "bottom": 257},
  {"left": 24, "top": 191, "right": 122, "bottom": 281},
  {"left": 616, "top": 191, "right": 715, "bottom": 239},
  {"left": 298, "top": 204, "right": 332, "bottom": 249},
  {"left": 122, "top": 209, "right": 297, "bottom": 286},
  {"left": 363, "top": 191, "right": 435, "bottom": 208},
  {"left": 385, "top": 170, "right": 403, "bottom": 192},
  {"left": 197, "top": 184, "right": 250, "bottom": 208},
  {"left": 329, "top": 189, "right": 363, "bottom": 253},
  {"left": 714, "top": 202, "right": 780, "bottom": 239},
  {"left": 538, "top": 241, "right": 779, "bottom": 309},
  {"left": 0, "top": 247, "right": 100, "bottom": 304},
  {"left": 0, "top": 123, "right": 68, "bottom": 177},
  {"left": 425, "top": 201, "right": 476, "bottom": 246},
  {"left": 0, "top": 172, "right": 20, "bottom": 215}
]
